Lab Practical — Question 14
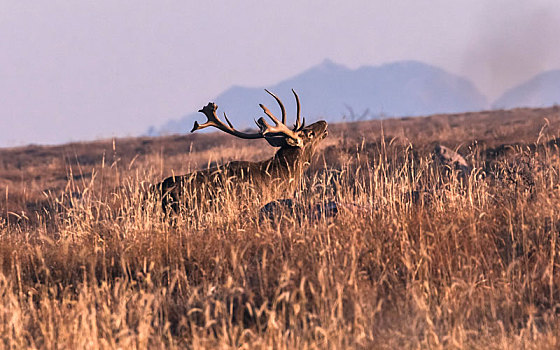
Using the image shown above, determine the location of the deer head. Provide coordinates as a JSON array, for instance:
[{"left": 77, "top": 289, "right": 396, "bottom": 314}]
[{"left": 191, "top": 89, "right": 328, "bottom": 165}]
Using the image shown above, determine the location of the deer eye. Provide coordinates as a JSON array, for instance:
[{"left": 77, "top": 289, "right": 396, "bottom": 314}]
[{"left": 307, "top": 131, "right": 315, "bottom": 138}]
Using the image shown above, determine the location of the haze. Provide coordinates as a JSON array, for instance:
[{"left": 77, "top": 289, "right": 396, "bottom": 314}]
[{"left": 1, "top": 1, "right": 559, "bottom": 147}]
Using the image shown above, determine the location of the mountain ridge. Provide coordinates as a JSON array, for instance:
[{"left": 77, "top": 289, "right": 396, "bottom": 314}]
[
  {"left": 493, "top": 70, "right": 560, "bottom": 109},
  {"left": 150, "top": 60, "right": 488, "bottom": 135}
]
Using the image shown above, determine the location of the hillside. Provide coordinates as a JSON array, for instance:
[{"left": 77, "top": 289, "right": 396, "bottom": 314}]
[
  {"left": 494, "top": 70, "right": 560, "bottom": 109},
  {"left": 1, "top": 106, "right": 560, "bottom": 348},
  {"left": 152, "top": 60, "right": 488, "bottom": 135},
  {"left": 3, "top": 106, "right": 559, "bottom": 206},
  {"left": 1, "top": 105, "right": 557, "bottom": 228}
]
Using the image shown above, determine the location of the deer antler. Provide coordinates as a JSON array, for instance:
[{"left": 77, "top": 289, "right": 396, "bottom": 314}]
[
  {"left": 192, "top": 103, "right": 262, "bottom": 139},
  {"left": 257, "top": 104, "right": 302, "bottom": 147},
  {"left": 292, "top": 89, "right": 305, "bottom": 131},
  {"left": 264, "top": 89, "right": 286, "bottom": 125},
  {"left": 258, "top": 90, "right": 303, "bottom": 143},
  {"left": 192, "top": 91, "right": 304, "bottom": 147}
]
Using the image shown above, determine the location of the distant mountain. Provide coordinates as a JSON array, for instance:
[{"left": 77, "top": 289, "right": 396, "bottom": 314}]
[
  {"left": 493, "top": 70, "right": 560, "bottom": 109},
  {"left": 151, "top": 60, "right": 488, "bottom": 135}
]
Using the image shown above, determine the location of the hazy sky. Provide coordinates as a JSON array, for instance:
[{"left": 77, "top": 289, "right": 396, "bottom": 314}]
[{"left": 1, "top": 1, "right": 559, "bottom": 147}]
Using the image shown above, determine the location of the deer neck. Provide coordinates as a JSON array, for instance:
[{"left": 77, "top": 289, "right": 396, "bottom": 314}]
[{"left": 266, "top": 146, "right": 306, "bottom": 180}]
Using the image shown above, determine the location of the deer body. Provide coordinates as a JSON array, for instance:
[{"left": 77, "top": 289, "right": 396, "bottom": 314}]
[{"left": 157, "top": 90, "right": 328, "bottom": 213}]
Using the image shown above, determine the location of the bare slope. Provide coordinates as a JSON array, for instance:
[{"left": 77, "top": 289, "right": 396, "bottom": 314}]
[{"left": 2, "top": 106, "right": 558, "bottom": 215}]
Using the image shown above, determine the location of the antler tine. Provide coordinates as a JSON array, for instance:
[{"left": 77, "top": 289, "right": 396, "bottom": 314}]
[
  {"left": 264, "top": 89, "right": 286, "bottom": 125},
  {"left": 292, "top": 89, "right": 301, "bottom": 131},
  {"left": 259, "top": 103, "right": 281, "bottom": 125},
  {"left": 192, "top": 102, "right": 262, "bottom": 139},
  {"left": 223, "top": 112, "right": 234, "bottom": 129}
]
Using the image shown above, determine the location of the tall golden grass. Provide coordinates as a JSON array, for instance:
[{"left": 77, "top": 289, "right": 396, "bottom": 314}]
[{"left": 1, "top": 107, "right": 560, "bottom": 349}]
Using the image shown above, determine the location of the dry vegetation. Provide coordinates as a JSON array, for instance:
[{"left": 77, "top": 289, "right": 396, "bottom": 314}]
[{"left": 1, "top": 106, "right": 560, "bottom": 349}]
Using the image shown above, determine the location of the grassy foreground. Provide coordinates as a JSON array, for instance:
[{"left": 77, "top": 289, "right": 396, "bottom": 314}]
[{"left": 1, "top": 107, "right": 560, "bottom": 348}]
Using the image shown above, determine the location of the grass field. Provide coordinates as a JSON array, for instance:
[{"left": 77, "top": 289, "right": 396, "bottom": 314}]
[{"left": 1, "top": 106, "right": 560, "bottom": 349}]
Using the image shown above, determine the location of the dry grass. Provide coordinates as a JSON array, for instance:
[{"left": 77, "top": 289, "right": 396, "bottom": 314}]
[{"left": 1, "top": 106, "right": 560, "bottom": 349}]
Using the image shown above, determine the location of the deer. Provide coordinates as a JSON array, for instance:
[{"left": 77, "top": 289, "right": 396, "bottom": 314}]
[{"left": 156, "top": 90, "right": 328, "bottom": 213}]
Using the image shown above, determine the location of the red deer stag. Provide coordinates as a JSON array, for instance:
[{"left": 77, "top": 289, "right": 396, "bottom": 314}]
[{"left": 157, "top": 90, "right": 328, "bottom": 213}]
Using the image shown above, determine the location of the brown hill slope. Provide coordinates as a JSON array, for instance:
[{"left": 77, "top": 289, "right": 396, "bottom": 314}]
[
  {"left": 1, "top": 106, "right": 559, "bottom": 213},
  {"left": 1, "top": 107, "right": 560, "bottom": 348}
]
